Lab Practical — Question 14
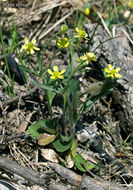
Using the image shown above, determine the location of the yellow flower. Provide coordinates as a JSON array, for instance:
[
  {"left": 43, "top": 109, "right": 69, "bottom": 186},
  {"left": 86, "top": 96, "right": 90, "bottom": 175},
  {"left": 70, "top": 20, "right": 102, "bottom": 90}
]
[
  {"left": 48, "top": 66, "right": 66, "bottom": 80},
  {"left": 78, "top": 52, "right": 97, "bottom": 64},
  {"left": 74, "top": 27, "right": 88, "bottom": 41},
  {"left": 57, "top": 37, "right": 69, "bottom": 48},
  {"left": 128, "top": 0, "right": 133, "bottom": 9},
  {"left": 84, "top": 8, "right": 90, "bottom": 15},
  {"left": 104, "top": 64, "right": 121, "bottom": 79},
  {"left": 22, "top": 38, "right": 40, "bottom": 55}
]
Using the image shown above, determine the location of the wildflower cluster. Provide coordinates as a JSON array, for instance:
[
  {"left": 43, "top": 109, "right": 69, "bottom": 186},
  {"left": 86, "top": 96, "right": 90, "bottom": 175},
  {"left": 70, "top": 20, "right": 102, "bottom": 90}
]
[{"left": 1, "top": 2, "right": 124, "bottom": 174}]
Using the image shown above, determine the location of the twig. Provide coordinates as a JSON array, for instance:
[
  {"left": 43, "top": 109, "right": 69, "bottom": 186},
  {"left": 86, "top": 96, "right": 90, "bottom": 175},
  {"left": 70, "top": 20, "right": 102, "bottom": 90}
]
[
  {"left": 38, "top": 11, "right": 74, "bottom": 40},
  {"left": 0, "top": 157, "right": 50, "bottom": 188},
  {"left": 48, "top": 162, "right": 128, "bottom": 190},
  {"left": 0, "top": 132, "right": 28, "bottom": 144},
  {"left": 0, "top": 86, "right": 37, "bottom": 108},
  {"left": 97, "top": 11, "right": 112, "bottom": 37}
]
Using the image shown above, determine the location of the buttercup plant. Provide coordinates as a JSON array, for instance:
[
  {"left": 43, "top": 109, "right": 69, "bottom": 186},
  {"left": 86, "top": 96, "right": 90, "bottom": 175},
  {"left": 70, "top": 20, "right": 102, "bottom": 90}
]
[
  {"left": 0, "top": 9, "right": 122, "bottom": 170},
  {"left": 19, "top": 21, "right": 122, "bottom": 172}
]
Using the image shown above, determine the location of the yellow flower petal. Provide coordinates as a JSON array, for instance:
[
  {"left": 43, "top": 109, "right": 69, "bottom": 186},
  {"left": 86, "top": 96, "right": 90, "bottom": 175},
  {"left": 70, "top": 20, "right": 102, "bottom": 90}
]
[
  {"left": 115, "top": 73, "right": 121, "bottom": 78},
  {"left": 64, "top": 42, "right": 69, "bottom": 47},
  {"left": 60, "top": 69, "right": 66, "bottom": 74},
  {"left": 115, "top": 68, "right": 120, "bottom": 72},
  {"left": 106, "top": 74, "right": 111, "bottom": 78},
  {"left": 53, "top": 66, "right": 58, "bottom": 71},
  {"left": 48, "top": 69, "right": 53, "bottom": 75},
  {"left": 58, "top": 75, "right": 64, "bottom": 79},
  {"left": 50, "top": 76, "right": 56, "bottom": 80},
  {"left": 84, "top": 8, "right": 90, "bottom": 15},
  {"left": 22, "top": 45, "right": 27, "bottom": 50},
  {"left": 105, "top": 68, "right": 110, "bottom": 73},
  {"left": 80, "top": 55, "right": 87, "bottom": 61},
  {"left": 75, "top": 27, "right": 80, "bottom": 32},
  {"left": 30, "top": 49, "right": 34, "bottom": 54},
  {"left": 34, "top": 47, "right": 40, "bottom": 51},
  {"left": 24, "top": 37, "right": 29, "bottom": 44},
  {"left": 108, "top": 64, "right": 113, "bottom": 70},
  {"left": 32, "top": 39, "right": 36, "bottom": 44}
]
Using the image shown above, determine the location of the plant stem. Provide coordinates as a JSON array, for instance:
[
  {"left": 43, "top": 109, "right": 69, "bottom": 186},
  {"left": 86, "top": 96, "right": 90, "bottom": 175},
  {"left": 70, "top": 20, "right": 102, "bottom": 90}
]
[{"left": 0, "top": 24, "right": 13, "bottom": 96}]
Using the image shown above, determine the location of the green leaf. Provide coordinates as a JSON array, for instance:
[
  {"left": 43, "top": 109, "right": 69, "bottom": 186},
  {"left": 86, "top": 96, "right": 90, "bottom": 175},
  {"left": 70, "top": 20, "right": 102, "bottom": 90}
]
[
  {"left": 27, "top": 119, "right": 57, "bottom": 139},
  {"left": 63, "top": 66, "right": 72, "bottom": 79},
  {"left": 84, "top": 99, "right": 93, "bottom": 111},
  {"left": 19, "top": 65, "right": 39, "bottom": 77},
  {"left": 37, "top": 51, "right": 42, "bottom": 73},
  {"left": 82, "top": 82, "right": 104, "bottom": 97},
  {"left": 53, "top": 138, "right": 73, "bottom": 152},
  {"left": 61, "top": 132, "right": 74, "bottom": 142},
  {"left": 81, "top": 79, "right": 114, "bottom": 113},
  {"left": 31, "top": 78, "right": 59, "bottom": 93},
  {"left": 47, "top": 89, "right": 56, "bottom": 106},
  {"left": 67, "top": 78, "right": 78, "bottom": 96},
  {"left": 72, "top": 89, "right": 80, "bottom": 115},
  {"left": 71, "top": 138, "right": 78, "bottom": 158},
  {"left": 74, "top": 154, "right": 95, "bottom": 172}
]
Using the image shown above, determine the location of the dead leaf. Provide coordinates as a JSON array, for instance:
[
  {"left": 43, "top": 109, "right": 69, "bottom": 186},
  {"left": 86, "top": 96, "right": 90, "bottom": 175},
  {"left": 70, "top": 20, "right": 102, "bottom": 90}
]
[
  {"left": 65, "top": 154, "right": 74, "bottom": 168},
  {"left": 40, "top": 148, "right": 63, "bottom": 163},
  {"left": 38, "top": 133, "right": 57, "bottom": 146}
]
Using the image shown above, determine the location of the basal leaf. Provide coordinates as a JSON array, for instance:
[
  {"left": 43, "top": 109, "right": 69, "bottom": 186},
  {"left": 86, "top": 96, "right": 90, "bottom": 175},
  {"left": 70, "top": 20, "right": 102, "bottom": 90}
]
[
  {"left": 27, "top": 119, "right": 57, "bottom": 139},
  {"left": 71, "top": 138, "right": 78, "bottom": 158},
  {"left": 61, "top": 132, "right": 74, "bottom": 142},
  {"left": 53, "top": 138, "right": 73, "bottom": 152},
  {"left": 74, "top": 154, "right": 95, "bottom": 172},
  {"left": 38, "top": 133, "right": 57, "bottom": 146}
]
